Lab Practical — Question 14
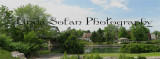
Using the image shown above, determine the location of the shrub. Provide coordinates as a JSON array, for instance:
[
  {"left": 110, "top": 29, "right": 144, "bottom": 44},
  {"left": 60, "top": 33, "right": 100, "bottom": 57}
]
[
  {"left": 137, "top": 56, "right": 146, "bottom": 59},
  {"left": 120, "top": 43, "right": 160, "bottom": 53},
  {"left": 146, "top": 40, "right": 160, "bottom": 44},
  {"left": 9, "top": 42, "right": 30, "bottom": 54},
  {"left": 0, "top": 49, "right": 18, "bottom": 59},
  {"left": 0, "top": 34, "right": 12, "bottom": 50},
  {"left": 0, "top": 32, "right": 42, "bottom": 56},
  {"left": 60, "top": 35, "right": 84, "bottom": 54}
]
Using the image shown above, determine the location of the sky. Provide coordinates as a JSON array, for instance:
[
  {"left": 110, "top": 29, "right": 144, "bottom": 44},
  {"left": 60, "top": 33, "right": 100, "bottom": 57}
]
[{"left": 0, "top": 0, "right": 160, "bottom": 32}]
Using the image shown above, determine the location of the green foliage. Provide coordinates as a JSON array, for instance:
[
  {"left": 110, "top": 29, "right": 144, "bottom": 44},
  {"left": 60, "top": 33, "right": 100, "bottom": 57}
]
[
  {"left": 14, "top": 4, "right": 56, "bottom": 39},
  {"left": 119, "top": 54, "right": 146, "bottom": 59},
  {"left": 62, "top": 35, "right": 84, "bottom": 54},
  {"left": 0, "top": 32, "right": 42, "bottom": 55},
  {"left": 24, "top": 31, "right": 42, "bottom": 44},
  {"left": 119, "top": 54, "right": 135, "bottom": 59},
  {"left": 91, "top": 28, "right": 105, "bottom": 43},
  {"left": 9, "top": 42, "right": 30, "bottom": 54},
  {"left": 63, "top": 51, "right": 67, "bottom": 59},
  {"left": 146, "top": 40, "right": 160, "bottom": 44},
  {"left": 91, "top": 31, "right": 98, "bottom": 42},
  {"left": 0, "top": 34, "right": 12, "bottom": 50},
  {"left": 137, "top": 56, "right": 146, "bottom": 59},
  {"left": 62, "top": 53, "right": 102, "bottom": 59},
  {"left": 130, "top": 22, "right": 150, "bottom": 41},
  {"left": 0, "top": 5, "right": 16, "bottom": 34},
  {"left": 120, "top": 43, "right": 160, "bottom": 53},
  {"left": 104, "top": 24, "right": 118, "bottom": 44},
  {"left": 0, "top": 49, "right": 19, "bottom": 59},
  {"left": 57, "top": 29, "right": 85, "bottom": 54},
  {"left": 83, "top": 53, "right": 102, "bottom": 59},
  {"left": 118, "top": 27, "right": 128, "bottom": 38},
  {"left": 22, "top": 31, "right": 43, "bottom": 55}
]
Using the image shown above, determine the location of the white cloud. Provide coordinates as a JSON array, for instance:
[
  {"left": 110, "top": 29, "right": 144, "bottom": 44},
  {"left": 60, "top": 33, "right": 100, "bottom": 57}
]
[
  {"left": 0, "top": 0, "right": 99, "bottom": 31},
  {"left": 91, "top": 0, "right": 129, "bottom": 10}
]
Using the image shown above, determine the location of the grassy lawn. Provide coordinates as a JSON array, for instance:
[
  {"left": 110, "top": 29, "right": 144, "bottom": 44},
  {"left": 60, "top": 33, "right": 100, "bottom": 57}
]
[
  {"left": 0, "top": 49, "right": 19, "bottom": 59},
  {"left": 83, "top": 52, "right": 160, "bottom": 57}
]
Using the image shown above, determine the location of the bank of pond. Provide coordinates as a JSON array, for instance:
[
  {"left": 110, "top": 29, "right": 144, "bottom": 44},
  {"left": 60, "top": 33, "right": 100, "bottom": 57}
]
[
  {"left": 49, "top": 43, "right": 160, "bottom": 54},
  {"left": 38, "top": 43, "right": 160, "bottom": 59}
]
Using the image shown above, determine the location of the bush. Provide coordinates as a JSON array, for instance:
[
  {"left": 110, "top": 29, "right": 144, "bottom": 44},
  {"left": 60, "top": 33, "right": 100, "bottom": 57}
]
[
  {"left": 0, "top": 32, "right": 42, "bottom": 56},
  {"left": 0, "top": 49, "right": 18, "bottom": 59},
  {"left": 146, "top": 40, "right": 160, "bottom": 44},
  {"left": 120, "top": 43, "right": 160, "bottom": 53},
  {"left": 0, "top": 34, "right": 12, "bottom": 50},
  {"left": 137, "top": 56, "right": 146, "bottom": 59},
  {"left": 9, "top": 42, "right": 30, "bottom": 54},
  {"left": 61, "top": 35, "right": 84, "bottom": 54}
]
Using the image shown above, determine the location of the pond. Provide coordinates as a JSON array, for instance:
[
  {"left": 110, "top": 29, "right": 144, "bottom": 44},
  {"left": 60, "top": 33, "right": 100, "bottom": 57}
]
[
  {"left": 50, "top": 46, "right": 120, "bottom": 53},
  {"left": 85, "top": 46, "right": 120, "bottom": 53}
]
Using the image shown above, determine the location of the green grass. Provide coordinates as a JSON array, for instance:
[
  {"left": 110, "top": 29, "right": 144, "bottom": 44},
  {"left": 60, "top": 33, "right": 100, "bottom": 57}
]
[
  {"left": 83, "top": 52, "right": 160, "bottom": 57},
  {"left": 0, "top": 49, "right": 19, "bottom": 59}
]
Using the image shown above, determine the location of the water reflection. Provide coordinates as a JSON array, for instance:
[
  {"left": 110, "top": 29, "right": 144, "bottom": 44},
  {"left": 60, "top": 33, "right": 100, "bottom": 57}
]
[
  {"left": 84, "top": 46, "right": 120, "bottom": 53},
  {"left": 50, "top": 46, "right": 120, "bottom": 53}
]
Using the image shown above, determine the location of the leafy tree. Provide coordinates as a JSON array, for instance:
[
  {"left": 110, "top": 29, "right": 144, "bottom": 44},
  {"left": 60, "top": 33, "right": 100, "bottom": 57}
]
[
  {"left": 0, "top": 5, "right": 16, "bottom": 34},
  {"left": 118, "top": 27, "right": 128, "bottom": 38},
  {"left": 91, "top": 28, "right": 105, "bottom": 43},
  {"left": 91, "top": 31, "right": 98, "bottom": 42},
  {"left": 130, "top": 22, "right": 150, "bottom": 41},
  {"left": 14, "top": 4, "right": 53, "bottom": 38},
  {"left": 62, "top": 35, "right": 84, "bottom": 54},
  {"left": 104, "top": 24, "right": 118, "bottom": 44},
  {"left": 57, "top": 29, "right": 85, "bottom": 54},
  {"left": 97, "top": 28, "right": 105, "bottom": 42}
]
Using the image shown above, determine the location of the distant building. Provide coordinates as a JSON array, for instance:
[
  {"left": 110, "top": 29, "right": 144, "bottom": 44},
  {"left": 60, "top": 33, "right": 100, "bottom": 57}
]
[
  {"left": 151, "top": 34, "right": 156, "bottom": 40},
  {"left": 80, "top": 33, "right": 92, "bottom": 42},
  {"left": 118, "top": 38, "right": 129, "bottom": 44}
]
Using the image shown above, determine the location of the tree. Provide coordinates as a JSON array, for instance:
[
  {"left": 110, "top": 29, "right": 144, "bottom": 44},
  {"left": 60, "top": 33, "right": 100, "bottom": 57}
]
[
  {"left": 130, "top": 22, "right": 150, "bottom": 41},
  {"left": 90, "top": 31, "right": 98, "bottom": 43},
  {"left": 57, "top": 29, "right": 85, "bottom": 54},
  {"left": 14, "top": 4, "right": 52, "bottom": 38},
  {"left": 118, "top": 27, "right": 128, "bottom": 38},
  {"left": 0, "top": 5, "right": 16, "bottom": 34},
  {"left": 91, "top": 28, "right": 105, "bottom": 43},
  {"left": 104, "top": 24, "right": 118, "bottom": 44},
  {"left": 97, "top": 28, "right": 105, "bottom": 43}
]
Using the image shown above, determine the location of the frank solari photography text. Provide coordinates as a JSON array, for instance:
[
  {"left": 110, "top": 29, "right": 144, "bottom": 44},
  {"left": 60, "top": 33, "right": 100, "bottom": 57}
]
[{"left": 50, "top": 17, "right": 152, "bottom": 27}]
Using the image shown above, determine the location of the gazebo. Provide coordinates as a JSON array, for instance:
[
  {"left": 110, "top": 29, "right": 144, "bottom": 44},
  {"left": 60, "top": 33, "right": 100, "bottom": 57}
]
[{"left": 118, "top": 38, "right": 129, "bottom": 44}]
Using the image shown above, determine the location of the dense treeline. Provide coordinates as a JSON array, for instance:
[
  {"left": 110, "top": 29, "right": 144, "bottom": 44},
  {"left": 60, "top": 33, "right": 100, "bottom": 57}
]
[
  {"left": 90, "top": 22, "right": 150, "bottom": 43},
  {"left": 120, "top": 44, "right": 160, "bottom": 53}
]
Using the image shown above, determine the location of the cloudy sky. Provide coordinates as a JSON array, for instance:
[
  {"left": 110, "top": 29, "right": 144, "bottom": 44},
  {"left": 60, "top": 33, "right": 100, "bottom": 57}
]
[{"left": 1, "top": 0, "right": 160, "bottom": 32}]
